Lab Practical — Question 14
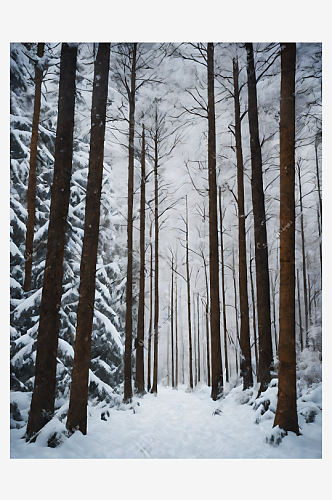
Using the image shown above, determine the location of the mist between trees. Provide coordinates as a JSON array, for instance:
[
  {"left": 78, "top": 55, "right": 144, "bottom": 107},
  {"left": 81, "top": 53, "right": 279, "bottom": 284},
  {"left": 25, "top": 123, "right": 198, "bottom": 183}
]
[{"left": 10, "top": 42, "right": 321, "bottom": 444}]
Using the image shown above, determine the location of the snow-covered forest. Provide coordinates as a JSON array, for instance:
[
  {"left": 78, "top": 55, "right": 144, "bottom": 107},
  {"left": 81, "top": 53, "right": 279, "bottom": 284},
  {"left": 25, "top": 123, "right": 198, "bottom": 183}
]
[{"left": 9, "top": 36, "right": 323, "bottom": 469}]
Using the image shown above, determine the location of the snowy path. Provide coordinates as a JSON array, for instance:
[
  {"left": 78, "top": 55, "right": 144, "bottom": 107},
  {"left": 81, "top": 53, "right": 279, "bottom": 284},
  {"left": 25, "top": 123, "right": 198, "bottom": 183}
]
[{"left": 10, "top": 383, "right": 322, "bottom": 459}]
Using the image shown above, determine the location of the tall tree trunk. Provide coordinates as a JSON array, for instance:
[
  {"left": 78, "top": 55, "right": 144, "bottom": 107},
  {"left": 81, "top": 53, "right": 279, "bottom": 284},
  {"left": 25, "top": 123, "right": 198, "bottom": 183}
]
[
  {"left": 274, "top": 42, "right": 299, "bottom": 435},
  {"left": 185, "top": 196, "right": 194, "bottom": 390},
  {"left": 135, "top": 124, "right": 146, "bottom": 395},
  {"left": 233, "top": 56, "right": 253, "bottom": 389},
  {"left": 245, "top": 42, "right": 273, "bottom": 391},
  {"left": 152, "top": 118, "right": 159, "bottom": 394},
  {"left": 219, "top": 189, "right": 229, "bottom": 383},
  {"left": 297, "top": 163, "right": 309, "bottom": 341},
  {"left": 26, "top": 43, "right": 77, "bottom": 439},
  {"left": 124, "top": 43, "right": 137, "bottom": 403},
  {"left": 147, "top": 235, "right": 153, "bottom": 392},
  {"left": 24, "top": 42, "right": 45, "bottom": 292},
  {"left": 207, "top": 42, "right": 223, "bottom": 400},
  {"left": 66, "top": 43, "right": 110, "bottom": 435}
]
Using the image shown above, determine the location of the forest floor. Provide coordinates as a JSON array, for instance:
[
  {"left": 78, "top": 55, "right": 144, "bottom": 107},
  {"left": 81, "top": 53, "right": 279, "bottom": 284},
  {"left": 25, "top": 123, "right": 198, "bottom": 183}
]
[{"left": 10, "top": 380, "right": 322, "bottom": 459}]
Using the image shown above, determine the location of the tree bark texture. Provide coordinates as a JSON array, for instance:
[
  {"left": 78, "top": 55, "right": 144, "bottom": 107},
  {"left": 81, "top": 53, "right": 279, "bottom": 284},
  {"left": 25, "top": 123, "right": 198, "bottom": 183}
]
[
  {"left": 26, "top": 43, "right": 77, "bottom": 439},
  {"left": 135, "top": 124, "right": 146, "bottom": 395},
  {"left": 24, "top": 42, "right": 45, "bottom": 292},
  {"left": 207, "top": 43, "right": 223, "bottom": 400},
  {"left": 124, "top": 43, "right": 137, "bottom": 403},
  {"left": 273, "top": 42, "right": 299, "bottom": 435},
  {"left": 245, "top": 42, "right": 273, "bottom": 391},
  {"left": 233, "top": 57, "right": 253, "bottom": 389},
  {"left": 66, "top": 43, "right": 110, "bottom": 435}
]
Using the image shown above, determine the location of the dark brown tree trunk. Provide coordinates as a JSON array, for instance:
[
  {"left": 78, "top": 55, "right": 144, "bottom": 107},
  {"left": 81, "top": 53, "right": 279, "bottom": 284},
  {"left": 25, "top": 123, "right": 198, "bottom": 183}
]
[
  {"left": 152, "top": 118, "right": 159, "bottom": 394},
  {"left": 185, "top": 196, "right": 194, "bottom": 390},
  {"left": 219, "top": 188, "right": 229, "bottom": 383},
  {"left": 26, "top": 43, "right": 77, "bottom": 439},
  {"left": 245, "top": 42, "right": 273, "bottom": 392},
  {"left": 147, "top": 235, "right": 153, "bottom": 392},
  {"left": 207, "top": 43, "right": 223, "bottom": 400},
  {"left": 233, "top": 57, "right": 253, "bottom": 389},
  {"left": 273, "top": 42, "right": 299, "bottom": 435},
  {"left": 24, "top": 42, "right": 45, "bottom": 293},
  {"left": 297, "top": 164, "right": 309, "bottom": 342},
  {"left": 66, "top": 43, "right": 110, "bottom": 435},
  {"left": 232, "top": 248, "right": 240, "bottom": 378},
  {"left": 135, "top": 124, "right": 146, "bottom": 395},
  {"left": 124, "top": 43, "right": 137, "bottom": 403}
]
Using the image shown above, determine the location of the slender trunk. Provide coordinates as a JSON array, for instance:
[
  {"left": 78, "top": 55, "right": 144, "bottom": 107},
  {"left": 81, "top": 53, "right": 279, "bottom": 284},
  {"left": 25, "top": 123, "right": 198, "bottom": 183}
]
[
  {"left": 175, "top": 273, "right": 178, "bottom": 388},
  {"left": 297, "top": 268, "right": 303, "bottom": 351},
  {"left": 274, "top": 42, "right": 299, "bottom": 435},
  {"left": 26, "top": 43, "right": 77, "bottom": 439},
  {"left": 24, "top": 42, "right": 45, "bottom": 292},
  {"left": 245, "top": 42, "right": 273, "bottom": 391},
  {"left": 249, "top": 254, "right": 259, "bottom": 380},
  {"left": 197, "top": 294, "right": 200, "bottom": 383},
  {"left": 185, "top": 196, "right": 193, "bottom": 390},
  {"left": 297, "top": 164, "right": 309, "bottom": 341},
  {"left": 233, "top": 57, "right": 253, "bottom": 389},
  {"left": 219, "top": 189, "right": 229, "bottom": 383},
  {"left": 135, "top": 124, "right": 146, "bottom": 395},
  {"left": 207, "top": 43, "right": 223, "bottom": 400},
  {"left": 147, "top": 236, "right": 153, "bottom": 392},
  {"left": 152, "top": 121, "right": 159, "bottom": 394},
  {"left": 124, "top": 43, "right": 137, "bottom": 403},
  {"left": 66, "top": 43, "right": 110, "bottom": 435}
]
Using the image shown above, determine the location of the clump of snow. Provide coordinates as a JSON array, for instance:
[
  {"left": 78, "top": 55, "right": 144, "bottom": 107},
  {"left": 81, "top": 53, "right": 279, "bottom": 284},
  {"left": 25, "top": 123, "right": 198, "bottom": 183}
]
[{"left": 297, "top": 348, "right": 322, "bottom": 394}]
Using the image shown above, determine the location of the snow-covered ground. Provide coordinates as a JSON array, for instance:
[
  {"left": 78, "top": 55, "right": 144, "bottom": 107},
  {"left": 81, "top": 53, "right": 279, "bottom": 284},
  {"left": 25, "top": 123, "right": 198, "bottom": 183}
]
[{"left": 10, "top": 381, "right": 321, "bottom": 459}]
